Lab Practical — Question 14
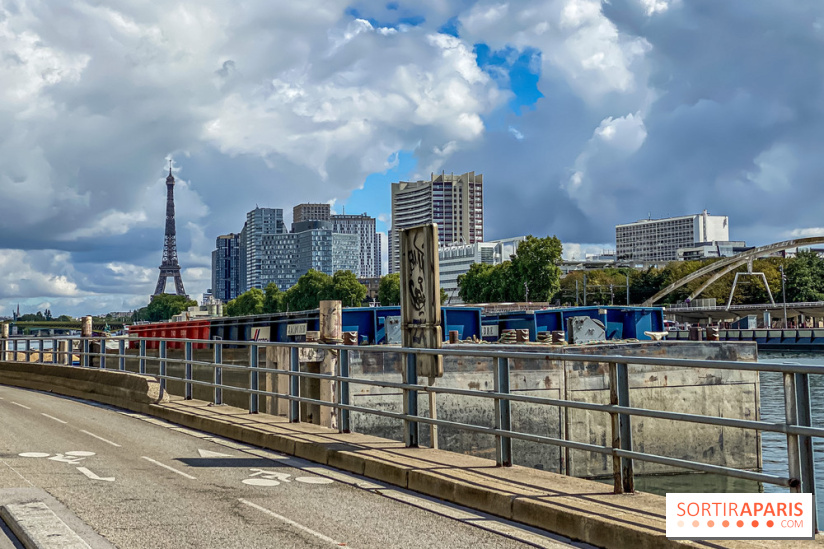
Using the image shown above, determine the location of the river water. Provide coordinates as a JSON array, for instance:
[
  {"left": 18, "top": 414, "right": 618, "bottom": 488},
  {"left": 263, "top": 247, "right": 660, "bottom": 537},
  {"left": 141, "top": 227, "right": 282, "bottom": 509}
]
[{"left": 634, "top": 350, "right": 824, "bottom": 521}]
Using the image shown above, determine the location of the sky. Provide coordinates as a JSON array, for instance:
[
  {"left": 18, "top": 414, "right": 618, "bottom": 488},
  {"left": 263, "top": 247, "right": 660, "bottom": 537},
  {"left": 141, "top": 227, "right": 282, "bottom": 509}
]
[{"left": 2, "top": 0, "right": 824, "bottom": 317}]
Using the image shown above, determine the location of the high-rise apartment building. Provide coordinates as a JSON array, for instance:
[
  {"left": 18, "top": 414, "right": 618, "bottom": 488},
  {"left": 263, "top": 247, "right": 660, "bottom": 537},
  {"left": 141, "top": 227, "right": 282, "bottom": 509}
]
[
  {"left": 211, "top": 233, "right": 240, "bottom": 301},
  {"left": 293, "top": 203, "right": 331, "bottom": 223},
  {"left": 615, "top": 210, "right": 729, "bottom": 262},
  {"left": 388, "top": 172, "right": 483, "bottom": 274},
  {"left": 331, "top": 213, "right": 381, "bottom": 278}
]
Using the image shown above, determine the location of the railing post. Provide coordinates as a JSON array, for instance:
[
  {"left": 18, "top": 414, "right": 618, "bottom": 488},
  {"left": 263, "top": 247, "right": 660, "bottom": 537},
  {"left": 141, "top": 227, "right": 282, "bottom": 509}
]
[
  {"left": 289, "top": 346, "right": 300, "bottom": 422},
  {"left": 14, "top": 338, "right": 20, "bottom": 362},
  {"left": 66, "top": 339, "right": 72, "bottom": 365},
  {"left": 52, "top": 338, "right": 59, "bottom": 364},
  {"left": 783, "top": 372, "right": 802, "bottom": 493},
  {"left": 249, "top": 343, "right": 259, "bottom": 413},
  {"left": 82, "top": 339, "right": 90, "bottom": 367},
  {"left": 404, "top": 352, "right": 419, "bottom": 448},
  {"left": 159, "top": 340, "right": 167, "bottom": 392},
  {"left": 609, "top": 362, "right": 634, "bottom": 494},
  {"left": 185, "top": 341, "right": 193, "bottom": 400},
  {"left": 118, "top": 339, "right": 126, "bottom": 371},
  {"left": 338, "top": 348, "right": 350, "bottom": 433},
  {"left": 214, "top": 341, "right": 223, "bottom": 405},
  {"left": 794, "top": 372, "right": 818, "bottom": 532},
  {"left": 139, "top": 340, "right": 147, "bottom": 374},
  {"left": 25, "top": 339, "right": 31, "bottom": 362},
  {"left": 99, "top": 338, "right": 107, "bottom": 369},
  {"left": 494, "top": 357, "right": 512, "bottom": 466}
]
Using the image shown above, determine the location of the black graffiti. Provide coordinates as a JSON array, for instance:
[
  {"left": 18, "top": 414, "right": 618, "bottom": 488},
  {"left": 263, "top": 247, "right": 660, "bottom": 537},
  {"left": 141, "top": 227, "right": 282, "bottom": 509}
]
[{"left": 405, "top": 232, "right": 427, "bottom": 315}]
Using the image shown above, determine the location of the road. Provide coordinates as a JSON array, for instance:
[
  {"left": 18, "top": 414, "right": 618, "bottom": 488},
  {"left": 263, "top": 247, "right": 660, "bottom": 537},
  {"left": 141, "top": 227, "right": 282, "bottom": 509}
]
[{"left": 0, "top": 385, "right": 585, "bottom": 549}]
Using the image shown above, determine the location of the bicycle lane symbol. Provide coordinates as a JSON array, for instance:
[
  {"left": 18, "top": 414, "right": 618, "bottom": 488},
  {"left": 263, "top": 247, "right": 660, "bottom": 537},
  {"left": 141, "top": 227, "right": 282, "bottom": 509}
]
[
  {"left": 241, "top": 468, "right": 333, "bottom": 487},
  {"left": 18, "top": 451, "right": 115, "bottom": 482}
]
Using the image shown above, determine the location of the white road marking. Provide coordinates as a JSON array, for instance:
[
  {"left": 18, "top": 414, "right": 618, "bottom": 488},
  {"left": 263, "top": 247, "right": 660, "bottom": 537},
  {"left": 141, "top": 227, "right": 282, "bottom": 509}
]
[
  {"left": 80, "top": 430, "right": 121, "bottom": 447},
  {"left": 242, "top": 478, "right": 281, "bottom": 486},
  {"left": 65, "top": 451, "right": 95, "bottom": 457},
  {"left": 238, "top": 499, "right": 344, "bottom": 546},
  {"left": 197, "top": 448, "right": 233, "bottom": 458},
  {"left": 295, "top": 476, "right": 334, "bottom": 485},
  {"left": 41, "top": 413, "right": 68, "bottom": 424},
  {"left": 76, "top": 466, "right": 115, "bottom": 482},
  {"left": 19, "top": 452, "right": 51, "bottom": 458},
  {"left": 49, "top": 454, "right": 87, "bottom": 465},
  {"left": 141, "top": 457, "right": 196, "bottom": 480},
  {"left": 11, "top": 402, "right": 31, "bottom": 409}
]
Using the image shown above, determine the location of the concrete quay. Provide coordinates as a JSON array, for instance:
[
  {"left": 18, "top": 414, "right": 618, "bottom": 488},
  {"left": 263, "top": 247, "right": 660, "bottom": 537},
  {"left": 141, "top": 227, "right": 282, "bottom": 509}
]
[{"left": 0, "top": 360, "right": 821, "bottom": 549}]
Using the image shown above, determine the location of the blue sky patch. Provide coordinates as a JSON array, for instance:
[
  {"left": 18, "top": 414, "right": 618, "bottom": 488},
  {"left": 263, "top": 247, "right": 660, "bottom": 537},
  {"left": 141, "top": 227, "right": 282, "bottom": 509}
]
[
  {"left": 438, "top": 17, "right": 460, "bottom": 37},
  {"left": 474, "top": 44, "right": 543, "bottom": 114},
  {"left": 342, "top": 150, "right": 417, "bottom": 232}
]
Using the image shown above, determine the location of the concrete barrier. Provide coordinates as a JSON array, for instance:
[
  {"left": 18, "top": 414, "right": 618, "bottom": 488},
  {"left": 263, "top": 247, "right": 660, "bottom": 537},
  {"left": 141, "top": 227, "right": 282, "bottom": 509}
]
[{"left": 0, "top": 361, "right": 167, "bottom": 412}]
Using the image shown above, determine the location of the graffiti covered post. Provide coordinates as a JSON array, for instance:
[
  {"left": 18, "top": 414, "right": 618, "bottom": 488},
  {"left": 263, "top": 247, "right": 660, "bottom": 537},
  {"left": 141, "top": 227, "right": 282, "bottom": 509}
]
[{"left": 399, "top": 224, "right": 443, "bottom": 379}]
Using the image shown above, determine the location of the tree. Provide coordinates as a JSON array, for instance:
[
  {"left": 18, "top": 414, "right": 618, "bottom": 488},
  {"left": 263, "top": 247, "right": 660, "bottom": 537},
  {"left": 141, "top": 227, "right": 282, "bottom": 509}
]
[
  {"left": 786, "top": 250, "right": 824, "bottom": 302},
  {"left": 225, "top": 288, "right": 265, "bottom": 316},
  {"left": 144, "top": 294, "right": 197, "bottom": 322},
  {"left": 324, "top": 271, "right": 368, "bottom": 307},
  {"left": 282, "top": 270, "right": 333, "bottom": 311},
  {"left": 458, "top": 236, "right": 563, "bottom": 304},
  {"left": 263, "top": 283, "right": 283, "bottom": 313},
  {"left": 511, "top": 235, "right": 563, "bottom": 302},
  {"left": 378, "top": 273, "right": 401, "bottom": 305},
  {"left": 440, "top": 287, "right": 448, "bottom": 304}
]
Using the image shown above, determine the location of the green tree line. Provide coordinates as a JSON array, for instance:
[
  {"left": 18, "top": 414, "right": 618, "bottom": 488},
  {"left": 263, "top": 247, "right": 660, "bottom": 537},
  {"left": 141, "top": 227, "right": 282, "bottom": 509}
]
[{"left": 224, "top": 270, "right": 368, "bottom": 316}]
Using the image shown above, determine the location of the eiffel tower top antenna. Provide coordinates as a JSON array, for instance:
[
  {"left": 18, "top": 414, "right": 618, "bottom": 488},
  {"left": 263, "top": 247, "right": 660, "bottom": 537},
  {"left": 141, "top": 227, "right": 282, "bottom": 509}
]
[{"left": 152, "top": 159, "right": 187, "bottom": 299}]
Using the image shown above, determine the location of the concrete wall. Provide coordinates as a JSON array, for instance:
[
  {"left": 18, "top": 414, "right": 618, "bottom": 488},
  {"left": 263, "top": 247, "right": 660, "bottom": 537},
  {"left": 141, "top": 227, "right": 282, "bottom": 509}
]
[{"left": 345, "top": 341, "right": 760, "bottom": 478}]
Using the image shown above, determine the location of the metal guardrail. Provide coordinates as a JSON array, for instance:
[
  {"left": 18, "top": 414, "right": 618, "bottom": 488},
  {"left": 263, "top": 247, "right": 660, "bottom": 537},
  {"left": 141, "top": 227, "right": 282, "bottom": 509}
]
[{"left": 1, "top": 335, "right": 820, "bottom": 526}]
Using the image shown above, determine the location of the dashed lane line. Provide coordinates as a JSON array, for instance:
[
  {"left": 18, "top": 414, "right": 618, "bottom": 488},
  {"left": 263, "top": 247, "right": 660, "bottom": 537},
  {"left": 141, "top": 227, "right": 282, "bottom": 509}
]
[
  {"left": 79, "top": 430, "right": 121, "bottom": 447},
  {"left": 10, "top": 402, "right": 31, "bottom": 410},
  {"left": 141, "top": 457, "right": 196, "bottom": 480},
  {"left": 41, "top": 413, "right": 68, "bottom": 424},
  {"left": 238, "top": 499, "right": 346, "bottom": 547}
]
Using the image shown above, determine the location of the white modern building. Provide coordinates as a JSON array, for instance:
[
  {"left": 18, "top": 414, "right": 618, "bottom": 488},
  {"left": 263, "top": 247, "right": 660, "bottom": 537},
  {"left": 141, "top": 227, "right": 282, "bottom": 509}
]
[
  {"left": 438, "top": 237, "right": 525, "bottom": 304},
  {"left": 389, "top": 172, "right": 484, "bottom": 274},
  {"left": 677, "top": 240, "right": 751, "bottom": 261},
  {"left": 616, "top": 210, "right": 729, "bottom": 262}
]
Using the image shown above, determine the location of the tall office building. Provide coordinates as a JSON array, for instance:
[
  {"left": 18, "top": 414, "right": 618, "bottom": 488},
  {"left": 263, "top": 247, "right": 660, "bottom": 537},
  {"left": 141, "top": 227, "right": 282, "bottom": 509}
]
[
  {"left": 389, "top": 171, "right": 483, "bottom": 274},
  {"left": 241, "top": 207, "right": 287, "bottom": 292},
  {"left": 211, "top": 233, "right": 240, "bottom": 301},
  {"left": 331, "top": 213, "right": 381, "bottom": 278},
  {"left": 293, "top": 203, "right": 331, "bottom": 223},
  {"left": 615, "top": 210, "right": 730, "bottom": 262}
]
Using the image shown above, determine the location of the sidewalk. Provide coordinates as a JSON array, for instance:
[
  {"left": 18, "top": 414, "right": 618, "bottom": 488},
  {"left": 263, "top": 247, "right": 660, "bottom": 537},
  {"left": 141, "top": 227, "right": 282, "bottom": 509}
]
[{"left": 147, "top": 395, "right": 822, "bottom": 549}]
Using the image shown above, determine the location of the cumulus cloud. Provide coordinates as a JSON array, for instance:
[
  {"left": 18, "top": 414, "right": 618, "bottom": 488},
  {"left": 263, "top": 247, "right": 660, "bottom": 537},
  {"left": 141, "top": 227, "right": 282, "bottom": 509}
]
[{"left": 1, "top": 0, "right": 823, "bottom": 316}]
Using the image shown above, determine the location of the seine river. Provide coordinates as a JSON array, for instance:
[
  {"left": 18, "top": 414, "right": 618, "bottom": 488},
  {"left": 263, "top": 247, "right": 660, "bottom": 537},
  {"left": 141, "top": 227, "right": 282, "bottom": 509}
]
[{"left": 633, "top": 350, "right": 824, "bottom": 521}]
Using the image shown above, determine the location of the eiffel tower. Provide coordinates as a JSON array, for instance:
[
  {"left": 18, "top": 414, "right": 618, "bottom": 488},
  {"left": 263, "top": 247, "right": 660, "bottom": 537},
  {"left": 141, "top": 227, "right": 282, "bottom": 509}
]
[{"left": 153, "top": 162, "right": 187, "bottom": 298}]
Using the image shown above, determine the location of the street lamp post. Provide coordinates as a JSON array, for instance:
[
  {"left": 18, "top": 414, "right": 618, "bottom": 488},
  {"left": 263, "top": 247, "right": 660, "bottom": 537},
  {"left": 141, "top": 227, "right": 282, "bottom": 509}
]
[
  {"left": 625, "top": 274, "right": 630, "bottom": 305},
  {"left": 780, "top": 264, "right": 788, "bottom": 329}
]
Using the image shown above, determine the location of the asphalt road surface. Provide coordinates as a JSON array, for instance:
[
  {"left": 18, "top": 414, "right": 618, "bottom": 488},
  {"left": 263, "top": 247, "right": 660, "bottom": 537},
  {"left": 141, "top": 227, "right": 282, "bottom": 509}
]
[{"left": 0, "top": 385, "right": 586, "bottom": 549}]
